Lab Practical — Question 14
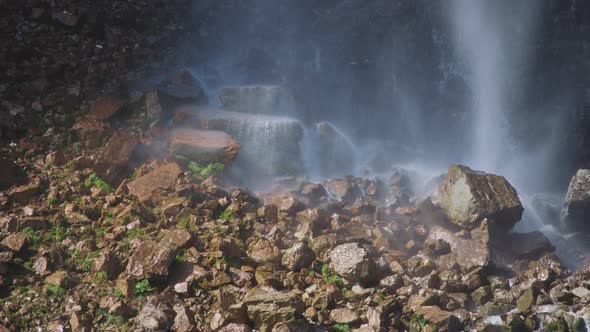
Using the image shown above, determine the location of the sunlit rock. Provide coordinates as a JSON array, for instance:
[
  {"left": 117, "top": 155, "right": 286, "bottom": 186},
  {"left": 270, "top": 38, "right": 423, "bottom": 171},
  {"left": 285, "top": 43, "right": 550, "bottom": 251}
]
[
  {"left": 432, "top": 165, "right": 523, "bottom": 231},
  {"left": 562, "top": 169, "right": 590, "bottom": 232},
  {"left": 168, "top": 128, "right": 240, "bottom": 164}
]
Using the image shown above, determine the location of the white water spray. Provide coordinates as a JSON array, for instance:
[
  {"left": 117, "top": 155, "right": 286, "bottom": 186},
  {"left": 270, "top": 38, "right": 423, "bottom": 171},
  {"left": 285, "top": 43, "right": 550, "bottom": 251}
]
[{"left": 449, "top": 0, "right": 540, "bottom": 174}]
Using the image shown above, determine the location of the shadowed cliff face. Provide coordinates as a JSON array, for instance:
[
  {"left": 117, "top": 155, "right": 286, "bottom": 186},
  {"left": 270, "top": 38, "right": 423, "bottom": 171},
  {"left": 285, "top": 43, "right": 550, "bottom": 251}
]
[{"left": 186, "top": 0, "right": 590, "bottom": 190}]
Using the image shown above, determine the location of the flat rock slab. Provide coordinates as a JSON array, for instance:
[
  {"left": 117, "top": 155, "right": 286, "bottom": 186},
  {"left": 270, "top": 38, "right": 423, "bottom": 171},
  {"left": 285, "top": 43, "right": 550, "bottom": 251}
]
[
  {"left": 169, "top": 128, "right": 239, "bottom": 164},
  {"left": 562, "top": 169, "right": 590, "bottom": 232},
  {"left": 127, "top": 162, "right": 182, "bottom": 201},
  {"left": 433, "top": 165, "right": 523, "bottom": 231}
]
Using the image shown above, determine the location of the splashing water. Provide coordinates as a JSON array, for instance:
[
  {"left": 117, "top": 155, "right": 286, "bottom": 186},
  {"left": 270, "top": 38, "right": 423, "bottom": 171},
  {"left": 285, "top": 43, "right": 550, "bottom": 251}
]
[{"left": 195, "top": 109, "right": 305, "bottom": 176}]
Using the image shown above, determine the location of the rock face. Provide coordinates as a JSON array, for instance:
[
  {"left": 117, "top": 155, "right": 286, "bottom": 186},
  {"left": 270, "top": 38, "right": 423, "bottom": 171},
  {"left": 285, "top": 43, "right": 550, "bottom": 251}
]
[
  {"left": 432, "top": 165, "right": 523, "bottom": 230},
  {"left": 562, "top": 169, "right": 590, "bottom": 232},
  {"left": 168, "top": 129, "right": 240, "bottom": 164},
  {"left": 330, "top": 243, "right": 376, "bottom": 285},
  {"left": 88, "top": 98, "right": 125, "bottom": 120},
  {"left": 218, "top": 85, "right": 286, "bottom": 114}
]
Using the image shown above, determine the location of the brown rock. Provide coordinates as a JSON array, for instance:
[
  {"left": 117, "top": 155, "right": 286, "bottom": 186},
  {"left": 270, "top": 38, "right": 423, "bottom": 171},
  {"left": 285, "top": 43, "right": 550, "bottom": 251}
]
[
  {"left": 126, "top": 240, "right": 176, "bottom": 278},
  {"left": 281, "top": 242, "right": 315, "bottom": 271},
  {"left": 88, "top": 98, "right": 124, "bottom": 120},
  {"left": 169, "top": 129, "right": 240, "bottom": 164},
  {"left": 127, "top": 162, "right": 182, "bottom": 201},
  {"left": 329, "top": 308, "right": 359, "bottom": 324},
  {"left": 71, "top": 118, "right": 111, "bottom": 148},
  {"left": 428, "top": 226, "right": 489, "bottom": 271},
  {"left": 9, "top": 183, "right": 40, "bottom": 204},
  {"left": 330, "top": 243, "right": 376, "bottom": 285},
  {"left": 432, "top": 165, "right": 523, "bottom": 231},
  {"left": 1, "top": 232, "right": 28, "bottom": 252},
  {"left": 243, "top": 288, "right": 305, "bottom": 331},
  {"left": 93, "top": 130, "right": 141, "bottom": 184}
]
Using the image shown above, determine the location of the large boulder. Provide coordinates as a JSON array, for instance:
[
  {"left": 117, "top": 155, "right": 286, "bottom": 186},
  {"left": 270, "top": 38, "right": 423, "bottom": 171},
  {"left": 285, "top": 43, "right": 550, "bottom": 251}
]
[
  {"left": 562, "top": 169, "right": 590, "bottom": 232},
  {"left": 168, "top": 129, "right": 240, "bottom": 164},
  {"left": 432, "top": 165, "right": 523, "bottom": 231},
  {"left": 180, "top": 107, "right": 304, "bottom": 176}
]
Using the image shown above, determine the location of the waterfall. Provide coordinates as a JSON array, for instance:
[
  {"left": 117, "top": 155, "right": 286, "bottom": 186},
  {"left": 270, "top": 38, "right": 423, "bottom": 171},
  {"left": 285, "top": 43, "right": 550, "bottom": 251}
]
[{"left": 449, "top": 0, "right": 541, "bottom": 174}]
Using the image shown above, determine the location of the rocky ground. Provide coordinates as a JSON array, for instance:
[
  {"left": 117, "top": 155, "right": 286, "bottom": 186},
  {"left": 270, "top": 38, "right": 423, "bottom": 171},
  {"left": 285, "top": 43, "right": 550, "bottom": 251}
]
[
  {"left": 1, "top": 70, "right": 590, "bottom": 331},
  {"left": 3, "top": 1, "right": 590, "bottom": 332}
]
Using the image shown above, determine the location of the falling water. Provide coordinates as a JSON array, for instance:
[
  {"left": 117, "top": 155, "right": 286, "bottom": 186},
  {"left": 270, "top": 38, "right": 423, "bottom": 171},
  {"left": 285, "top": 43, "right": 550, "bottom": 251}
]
[
  {"left": 449, "top": 0, "right": 540, "bottom": 173},
  {"left": 194, "top": 109, "right": 304, "bottom": 176}
]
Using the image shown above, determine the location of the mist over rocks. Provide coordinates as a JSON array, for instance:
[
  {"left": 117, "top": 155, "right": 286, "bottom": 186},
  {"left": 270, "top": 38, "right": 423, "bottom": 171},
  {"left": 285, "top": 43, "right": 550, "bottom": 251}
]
[{"left": 2, "top": 0, "right": 590, "bottom": 331}]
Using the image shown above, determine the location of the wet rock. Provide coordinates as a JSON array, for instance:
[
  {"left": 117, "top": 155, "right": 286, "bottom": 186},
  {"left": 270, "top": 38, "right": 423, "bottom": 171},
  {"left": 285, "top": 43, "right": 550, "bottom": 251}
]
[
  {"left": 126, "top": 240, "right": 176, "bottom": 278},
  {"left": 135, "top": 303, "right": 170, "bottom": 331},
  {"left": 428, "top": 226, "right": 489, "bottom": 271},
  {"left": 169, "top": 128, "right": 240, "bottom": 164},
  {"left": 281, "top": 242, "right": 315, "bottom": 271},
  {"left": 243, "top": 287, "right": 304, "bottom": 331},
  {"left": 501, "top": 231, "right": 554, "bottom": 259},
  {"left": 1, "top": 232, "right": 28, "bottom": 252},
  {"left": 127, "top": 162, "right": 182, "bottom": 202},
  {"left": 432, "top": 165, "right": 523, "bottom": 231},
  {"left": 296, "top": 209, "right": 329, "bottom": 235},
  {"left": 219, "top": 85, "right": 284, "bottom": 114},
  {"left": 88, "top": 98, "right": 125, "bottom": 120},
  {"left": 330, "top": 243, "right": 376, "bottom": 285},
  {"left": 313, "top": 122, "right": 357, "bottom": 177},
  {"left": 279, "top": 196, "right": 304, "bottom": 216},
  {"left": 326, "top": 178, "right": 361, "bottom": 204},
  {"left": 562, "top": 169, "right": 590, "bottom": 232}
]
